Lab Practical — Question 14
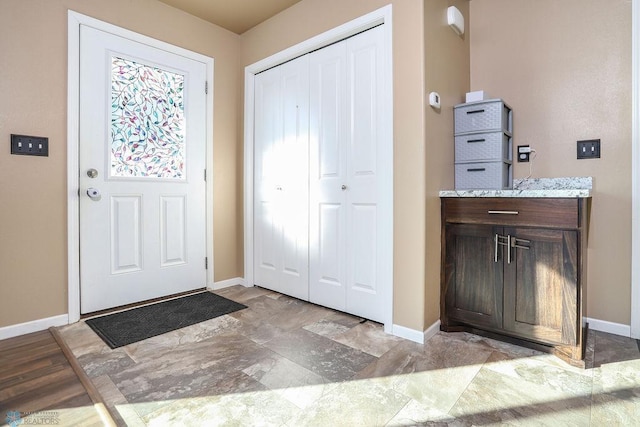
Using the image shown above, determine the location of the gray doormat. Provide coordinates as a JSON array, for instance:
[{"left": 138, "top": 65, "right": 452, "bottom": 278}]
[{"left": 85, "top": 292, "right": 246, "bottom": 348}]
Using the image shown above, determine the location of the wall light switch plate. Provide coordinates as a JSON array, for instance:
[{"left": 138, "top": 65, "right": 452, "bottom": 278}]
[
  {"left": 577, "top": 139, "right": 600, "bottom": 159},
  {"left": 11, "top": 134, "right": 49, "bottom": 157}
]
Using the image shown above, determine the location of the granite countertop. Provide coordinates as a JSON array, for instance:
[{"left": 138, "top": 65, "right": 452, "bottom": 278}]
[{"left": 439, "top": 177, "right": 592, "bottom": 198}]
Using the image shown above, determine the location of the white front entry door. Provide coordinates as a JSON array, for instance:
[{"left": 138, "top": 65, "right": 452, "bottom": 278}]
[{"left": 79, "top": 26, "right": 207, "bottom": 314}]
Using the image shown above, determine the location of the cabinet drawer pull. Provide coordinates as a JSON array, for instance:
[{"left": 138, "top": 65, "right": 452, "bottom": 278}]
[
  {"left": 466, "top": 109, "right": 485, "bottom": 115},
  {"left": 488, "top": 210, "right": 519, "bottom": 215},
  {"left": 467, "top": 168, "right": 486, "bottom": 172},
  {"left": 467, "top": 138, "right": 486, "bottom": 143}
]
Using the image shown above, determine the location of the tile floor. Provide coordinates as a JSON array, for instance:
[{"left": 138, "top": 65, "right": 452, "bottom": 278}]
[{"left": 57, "top": 286, "right": 640, "bottom": 426}]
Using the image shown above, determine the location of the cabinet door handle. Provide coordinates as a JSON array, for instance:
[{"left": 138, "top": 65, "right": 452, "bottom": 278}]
[
  {"left": 495, "top": 234, "right": 509, "bottom": 263},
  {"left": 488, "top": 210, "right": 519, "bottom": 215},
  {"left": 466, "top": 109, "right": 485, "bottom": 115},
  {"left": 467, "top": 138, "right": 486, "bottom": 143},
  {"left": 512, "top": 237, "right": 531, "bottom": 250}
]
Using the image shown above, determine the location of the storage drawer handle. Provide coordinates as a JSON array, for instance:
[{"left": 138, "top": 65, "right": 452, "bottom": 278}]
[
  {"left": 466, "top": 109, "right": 485, "bottom": 115},
  {"left": 488, "top": 210, "right": 519, "bottom": 215},
  {"left": 467, "top": 168, "right": 486, "bottom": 172},
  {"left": 467, "top": 139, "right": 486, "bottom": 143}
]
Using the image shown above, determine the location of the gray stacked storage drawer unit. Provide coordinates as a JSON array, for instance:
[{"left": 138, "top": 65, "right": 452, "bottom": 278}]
[{"left": 454, "top": 99, "right": 513, "bottom": 190}]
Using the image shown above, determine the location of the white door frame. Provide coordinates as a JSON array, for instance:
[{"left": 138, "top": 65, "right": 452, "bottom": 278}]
[
  {"left": 67, "top": 11, "right": 215, "bottom": 323},
  {"left": 631, "top": 0, "right": 640, "bottom": 339},
  {"left": 243, "top": 5, "right": 394, "bottom": 331}
]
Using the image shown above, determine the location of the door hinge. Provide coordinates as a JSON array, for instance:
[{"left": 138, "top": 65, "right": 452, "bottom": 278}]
[
  {"left": 204, "top": 169, "right": 207, "bottom": 181},
  {"left": 205, "top": 81, "right": 208, "bottom": 94},
  {"left": 205, "top": 257, "right": 208, "bottom": 269}
]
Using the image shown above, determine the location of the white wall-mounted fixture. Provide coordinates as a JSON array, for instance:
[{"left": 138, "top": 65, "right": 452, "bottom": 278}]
[
  {"left": 447, "top": 6, "right": 465, "bottom": 36},
  {"left": 428, "top": 91, "right": 441, "bottom": 109}
]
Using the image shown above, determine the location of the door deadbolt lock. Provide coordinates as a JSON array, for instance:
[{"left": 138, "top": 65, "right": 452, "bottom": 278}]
[
  {"left": 86, "top": 187, "right": 101, "bottom": 201},
  {"left": 87, "top": 168, "right": 98, "bottom": 178}
]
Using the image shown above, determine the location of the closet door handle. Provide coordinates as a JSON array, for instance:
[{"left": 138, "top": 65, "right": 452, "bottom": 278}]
[{"left": 341, "top": 185, "right": 347, "bottom": 190}]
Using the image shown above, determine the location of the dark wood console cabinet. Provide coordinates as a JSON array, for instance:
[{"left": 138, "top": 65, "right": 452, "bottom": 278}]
[{"left": 440, "top": 197, "right": 589, "bottom": 367}]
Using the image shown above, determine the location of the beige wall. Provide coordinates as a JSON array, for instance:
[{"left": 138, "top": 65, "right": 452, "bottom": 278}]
[
  {"left": 424, "top": 0, "right": 471, "bottom": 326},
  {"left": 241, "top": 0, "right": 470, "bottom": 330},
  {"left": 470, "top": 0, "right": 632, "bottom": 324},
  {"left": 0, "top": 0, "right": 241, "bottom": 327}
]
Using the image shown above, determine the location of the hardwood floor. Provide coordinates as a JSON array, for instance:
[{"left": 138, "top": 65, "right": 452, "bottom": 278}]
[{"left": 0, "top": 330, "right": 113, "bottom": 426}]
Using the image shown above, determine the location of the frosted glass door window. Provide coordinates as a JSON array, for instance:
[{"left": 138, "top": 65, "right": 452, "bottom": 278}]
[{"left": 111, "top": 56, "right": 185, "bottom": 179}]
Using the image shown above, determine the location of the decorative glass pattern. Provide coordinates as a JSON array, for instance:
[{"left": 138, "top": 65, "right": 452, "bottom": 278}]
[{"left": 111, "top": 56, "right": 185, "bottom": 179}]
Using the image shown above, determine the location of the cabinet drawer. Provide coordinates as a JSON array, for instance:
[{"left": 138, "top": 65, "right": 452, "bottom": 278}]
[{"left": 443, "top": 198, "right": 580, "bottom": 228}]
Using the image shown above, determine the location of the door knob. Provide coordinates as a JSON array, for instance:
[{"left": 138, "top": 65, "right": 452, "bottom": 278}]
[
  {"left": 86, "top": 168, "right": 98, "bottom": 178},
  {"left": 341, "top": 185, "right": 347, "bottom": 190},
  {"left": 86, "top": 188, "right": 101, "bottom": 201}
]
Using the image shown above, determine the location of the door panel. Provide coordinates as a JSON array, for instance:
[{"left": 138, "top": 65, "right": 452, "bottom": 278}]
[
  {"left": 350, "top": 204, "right": 376, "bottom": 293},
  {"left": 344, "top": 26, "right": 385, "bottom": 321},
  {"left": 504, "top": 228, "right": 578, "bottom": 345},
  {"left": 444, "top": 224, "right": 504, "bottom": 329},
  {"left": 253, "top": 55, "right": 309, "bottom": 300},
  {"left": 160, "top": 195, "right": 186, "bottom": 266},
  {"left": 309, "top": 40, "right": 348, "bottom": 311},
  {"left": 313, "top": 203, "right": 345, "bottom": 308},
  {"left": 310, "top": 25, "right": 386, "bottom": 321},
  {"left": 110, "top": 195, "right": 143, "bottom": 274},
  {"left": 79, "top": 26, "right": 207, "bottom": 313}
]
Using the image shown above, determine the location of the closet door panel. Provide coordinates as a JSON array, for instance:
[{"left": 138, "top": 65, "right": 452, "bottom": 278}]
[
  {"left": 311, "top": 203, "right": 346, "bottom": 309},
  {"left": 254, "top": 56, "right": 309, "bottom": 300},
  {"left": 309, "top": 41, "right": 348, "bottom": 310},
  {"left": 345, "top": 25, "right": 386, "bottom": 322},
  {"left": 279, "top": 56, "right": 310, "bottom": 298},
  {"left": 254, "top": 66, "right": 282, "bottom": 290}
]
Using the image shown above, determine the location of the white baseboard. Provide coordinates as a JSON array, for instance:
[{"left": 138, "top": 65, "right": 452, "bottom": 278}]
[
  {"left": 392, "top": 320, "right": 442, "bottom": 345},
  {"left": 585, "top": 317, "right": 631, "bottom": 337},
  {"left": 392, "top": 324, "right": 425, "bottom": 344},
  {"left": 210, "top": 277, "right": 246, "bottom": 291},
  {"left": 392, "top": 317, "right": 632, "bottom": 345},
  {"left": 423, "top": 320, "right": 441, "bottom": 342},
  {"left": 0, "top": 314, "right": 69, "bottom": 341}
]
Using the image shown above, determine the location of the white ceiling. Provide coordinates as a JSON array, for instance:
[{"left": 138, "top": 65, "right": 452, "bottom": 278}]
[{"left": 157, "top": 0, "right": 303, "bottom": 34}]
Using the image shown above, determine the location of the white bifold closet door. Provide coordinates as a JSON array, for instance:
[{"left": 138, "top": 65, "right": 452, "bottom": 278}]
[
  {"left": 308, "top": 25, "right": 386, "bottom": 322},
  {"left": 254, "top": 25, "right": 387, "bottom": 323},
  {"left": 253, "top": 55, "right": 310, "bottom": 300}
]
